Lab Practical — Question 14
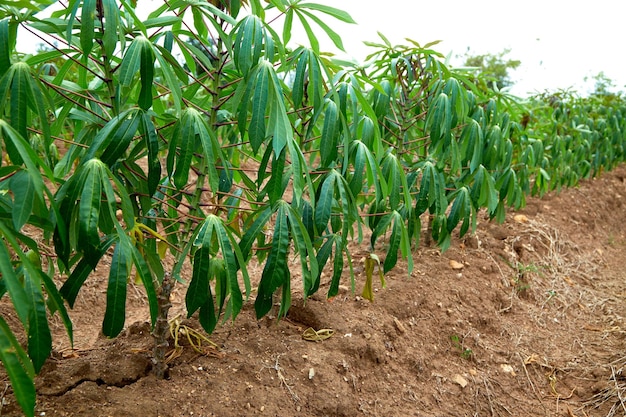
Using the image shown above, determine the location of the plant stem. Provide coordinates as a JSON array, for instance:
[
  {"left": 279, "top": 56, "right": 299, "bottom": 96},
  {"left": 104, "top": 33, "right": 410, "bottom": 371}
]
[{"left": 152, "top": 272, "right": 173, "bottom": 379}]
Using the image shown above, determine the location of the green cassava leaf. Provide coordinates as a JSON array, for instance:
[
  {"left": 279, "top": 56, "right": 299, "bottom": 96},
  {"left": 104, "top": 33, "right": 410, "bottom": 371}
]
[
  {"left": 60, "top": 236, "right": 117, "bottom": 307},
  {"left": 100, "top": 112, "right": 141, "bottom": 166},
  {"left": 80, "top": 0, "right": 96, "bottom": 56},
  {"left": 314, "top": 235, "right": 333, "bottom": 292},
  {"left": 320, "top": 99, "right": 339, "bottom": 166},
  {"left": 255, "top": 201, "right": 290, "bottom": 318},
  {"left": 282, "top": 5, "right": 293, "bottom": 45},
  {"left": 383, "top": 212, "right": 402, "bottom": 273},
  {"left": 428, "top": 92, "right": 451, "bottom": 147},
  {"left": 187, "top": 247, "right": 210, "bottom": 316},
  {"left": 286, "top": 204, "right": 318, "bottom": 297},
  {"left": 138, "top": 38, "right": 155, "bottom": 110},
  {"left": 102, "top": 241, "right": 130, "bottom": 337},
  {"left": 192, "top": 110, "right": 222, "bottom": 193},
  {"left": 249, "top": 64, "right": 269, "bottom": 154},
  {"left": 0, "top": 232, "right": 29, "bottom": 325},
  {"left": 239, "top": 205, "right": 272, "bottom": 261},
  {"left": 198, "top": 287, "right": 217, "bottom": 334},
  {"left": 8, "top": 62, "right": 29, "bottom": 163},
  {"left": 447, "top": 187, "right": 471, "bottom": 234},
  {"left": 381, "top": 153, "right": 401, "bottom": 210},
  {"left": 315, "top": 170, "right": 336, "bottom": 234},
  {"left": 210, "top": 215, "right": 247, "bottom": 317},
  {"left": 78, "top": 159, "right": 104, "bottom": 259},
  {"left": 476, "top": 165, "right": 499, "bottom": 213},
  {"left": 294, "top": 9, "right": 318, "bottom": 53},
  {"left": 101, "top": 0, "right": 119, "bottom": 57},
  {"left": 84, "top": 108, "right": 136, "bottom": 162},
  {"left": 265, "top": 148, "right": 285, "bottom": 204},
  {"left": 329, "top": 237, "right": 345, "bottom": 298},
  {"left": 39, "top": 270, "right": 73, "bottom": 346},
  {"left": 233, "top": 15, "right": 264, "bottom": 77},
  {"left": 297, "top": 8, "right": 345, "bottom": 51},
  {"left": 277, "top": 269, "right": 291, "bottom": 319},
  {"left": 140, "top": 111, "right": 161, "bottom": 196},
  {"left": 0, "top": 18, "right": 11, "bottom": 77},
  {"left": 153, "top": 44, "right": 184, "bottom": 113},
  {"left": 291, "top": 48, "right": 308, "bottom": 109},
  {"left": 119, "top": 37, "right": 142, "bottom": 86},
  {"left": 10, "top": 170, "right": 36, "bottom": 230},
  {"left": 0, "top": 317, "right": 35, "bottom": 417},
  {"left": 297, "top": 3, "right": 356, "bottom": 23},
  {"left": 24, "top": 271, "right": 51, "bottom": 373},
  {"left": 168, "top": 109, "right": 195, "bottom": 189}
]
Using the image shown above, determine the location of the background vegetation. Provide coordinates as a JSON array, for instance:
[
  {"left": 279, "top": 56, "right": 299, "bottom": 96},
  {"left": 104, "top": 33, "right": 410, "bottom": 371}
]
[{"left": 0, "top": 1, "right": 624, "bottom": 415}]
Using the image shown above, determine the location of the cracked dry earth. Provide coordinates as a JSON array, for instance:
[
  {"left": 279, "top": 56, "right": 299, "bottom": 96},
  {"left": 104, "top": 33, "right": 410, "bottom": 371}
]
[{"left": 2, "top": 166, "right": 626, "bottom": 417}]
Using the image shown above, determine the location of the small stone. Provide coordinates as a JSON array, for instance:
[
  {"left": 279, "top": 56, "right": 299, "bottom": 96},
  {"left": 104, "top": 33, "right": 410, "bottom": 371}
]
[
  {"left": 513, "top": 214, "right": 529, "bottom": 223},
  {"left": 338, "top": 285, "right": 350, "bottom": 294},
  {"left": 393, "top": 317, "right": 406, "bottom": 334},
  {"left": 449, "top": 260, "right": 464, "bottom": 270},
  {"left": 308, "top": 368, "right": 315, "bottom": 380},
  {"left": 500, "top": 364, "right": 516, "bottom": 376},
  {"left": 452, "top": 374, "right": 468, "bottom": 388}
]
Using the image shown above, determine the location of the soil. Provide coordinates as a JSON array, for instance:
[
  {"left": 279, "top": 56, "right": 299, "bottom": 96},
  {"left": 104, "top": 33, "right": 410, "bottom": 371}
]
[{"left": 3, "top": 166, "right": 626, "bottom": 417}]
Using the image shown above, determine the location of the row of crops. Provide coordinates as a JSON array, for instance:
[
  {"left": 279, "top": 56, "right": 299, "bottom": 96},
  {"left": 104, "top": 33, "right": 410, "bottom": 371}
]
[{"left": 0, "top": 1, "right": 625, "bottom": 415}]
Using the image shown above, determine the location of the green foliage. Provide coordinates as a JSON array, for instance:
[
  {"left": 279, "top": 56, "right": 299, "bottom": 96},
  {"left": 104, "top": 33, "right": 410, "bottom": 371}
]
[
  {"left": 461, "top": 48, "right": 521, "bottom": 91},
  {"left": 450, "top": 334, "right": 473, "bottom": 360},
  {"left": 587, "top": 71, "right": 617, "bottom": 97},
  {"left": 0, "top": 1, "right": 625, "bottom": 416},
  {"left": 523, "top": 88, "right": 626, "bottom": 193}
]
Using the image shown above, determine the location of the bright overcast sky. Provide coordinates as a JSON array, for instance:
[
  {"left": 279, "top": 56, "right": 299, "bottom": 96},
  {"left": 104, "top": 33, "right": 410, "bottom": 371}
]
[
  {"left": 307, "top": 0, "right": 626, "bottom": 97},
  {"left": 16, "top": 1, "right": 626, "bottom": 97}
]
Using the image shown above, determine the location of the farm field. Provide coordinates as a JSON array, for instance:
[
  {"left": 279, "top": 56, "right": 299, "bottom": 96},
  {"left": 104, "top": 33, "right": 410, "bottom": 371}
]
[
  {"left": 2, "top": 164, "right": 623, "bottom": 417},
  {"left": 3, "top": 2, "right": 626, "bottom": 416}
]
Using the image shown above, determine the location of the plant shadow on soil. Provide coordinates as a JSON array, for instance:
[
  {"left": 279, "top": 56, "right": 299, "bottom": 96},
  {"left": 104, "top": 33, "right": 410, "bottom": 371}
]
[{"left": 3, "top": 166, "right": 626, "bottom": 417}]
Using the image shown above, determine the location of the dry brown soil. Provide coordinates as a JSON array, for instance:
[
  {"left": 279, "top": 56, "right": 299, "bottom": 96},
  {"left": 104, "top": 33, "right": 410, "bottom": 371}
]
[{"left": 3, "top": 166, "right": 626, "bottom": 417}]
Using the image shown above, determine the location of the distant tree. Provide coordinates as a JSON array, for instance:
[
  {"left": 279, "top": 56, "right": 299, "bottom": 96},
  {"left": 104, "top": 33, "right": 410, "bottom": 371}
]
[
  {"left": 462, "top": 48, "right": 521, "bottom": 91},
  {"left": 587, "top": 71, "right": 617, "bottom": 97}
]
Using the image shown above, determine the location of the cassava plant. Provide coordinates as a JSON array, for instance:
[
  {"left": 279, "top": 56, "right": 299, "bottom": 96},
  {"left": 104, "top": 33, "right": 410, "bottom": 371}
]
[
  {"left": 522, "top": 88, "right": 626, "bottom": 194},
  {"left": 2, "top": 1, "right": 626, "bottom": 416}
]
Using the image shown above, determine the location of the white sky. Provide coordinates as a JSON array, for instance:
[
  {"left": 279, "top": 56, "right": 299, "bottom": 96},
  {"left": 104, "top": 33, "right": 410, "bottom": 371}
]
[
  {"left": 305, "top": 0, "right": 626, "bottom": 97},
  {"left": 17, "top": 1, "right": 626, "bottom": 97}
]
